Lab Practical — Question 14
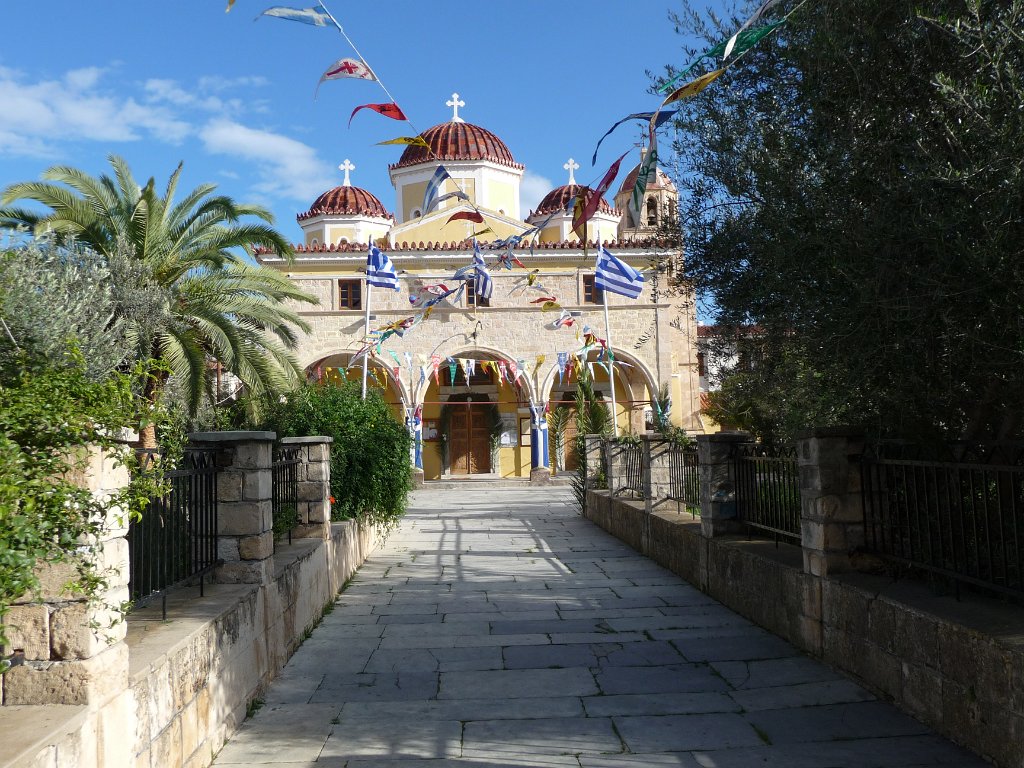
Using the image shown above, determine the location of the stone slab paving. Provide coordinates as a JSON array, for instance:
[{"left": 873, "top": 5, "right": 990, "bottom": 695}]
[{"left": 212, "top": 487, "right": 988, "bottom": 768}]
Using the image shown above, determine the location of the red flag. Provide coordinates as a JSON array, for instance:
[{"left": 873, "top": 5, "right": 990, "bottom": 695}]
[
  {"left": 348, "top": 102, "right": 407, "bottom": 128},
  {"left": 572, "top": 151, "right": 629, "bottom": 240},
  {"left": 445, "top": 210, "right": 485, "bottom": 225}
]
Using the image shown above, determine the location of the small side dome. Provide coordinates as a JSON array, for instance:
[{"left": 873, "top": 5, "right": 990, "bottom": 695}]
[
  {"left": 298, "top": 186, "right": 393, "bottom": 221},
  {"left": 532, "top": 184, "right": 615, "bottom": 217}
]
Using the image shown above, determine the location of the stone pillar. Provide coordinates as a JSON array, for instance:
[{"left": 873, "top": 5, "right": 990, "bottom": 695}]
[
  {"left": 798, "top": 428, "right": 866, "bottom": 578},
  {"left": 279, "top": 436, "right": 332, "bottom": 540},
  {"left": 583, "top": 434, "right": 604, "bottom": 489},
  {"left": 698, "top": 431, "right": 751, "bottom": 538},
  {"left": 642, "top": 435, "right": 673, "bottom": 514},
  {"left": 3, "top": 444, "right": 131, "bottom": 710},
  {"left": 190, "top": 431, "right": 276, "bottom": 585}
]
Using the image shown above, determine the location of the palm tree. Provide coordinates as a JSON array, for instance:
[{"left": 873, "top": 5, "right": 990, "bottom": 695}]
[{"left": 0, "top": 155, "right": 316, "bottom": 447}]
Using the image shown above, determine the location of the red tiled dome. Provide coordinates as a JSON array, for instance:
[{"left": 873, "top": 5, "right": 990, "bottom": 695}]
[
  {"left": 618, "top": 162, "right": 676, "bottom": 196},
  {"left": 532, "top": 184, "right": 615, "bottom": 217},
  {"left": 298, "top": 186, "right": 392, "bottom": 221},
  {"left": 390, "top": 122, "right": 523, "bottom": 170}
]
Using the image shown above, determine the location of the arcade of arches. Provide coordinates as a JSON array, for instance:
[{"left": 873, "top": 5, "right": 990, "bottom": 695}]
[{"left": 307, "top": 347, "right": 656, "bottom": 481}]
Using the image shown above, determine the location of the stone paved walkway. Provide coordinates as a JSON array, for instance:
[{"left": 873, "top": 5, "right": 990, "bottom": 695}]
[{"left": 212, "top": 487, "right": 987, "bottom": 767}]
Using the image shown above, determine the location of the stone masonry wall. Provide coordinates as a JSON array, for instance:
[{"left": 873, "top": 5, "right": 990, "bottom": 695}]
[
  {"left": 584, "top": 430, "right": 1024, "bottom": 768},
  {"left": 1, "top": 435, "right": 382, "bottom": 768}
]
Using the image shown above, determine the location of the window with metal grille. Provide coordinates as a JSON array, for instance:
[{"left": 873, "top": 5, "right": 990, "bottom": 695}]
[{"left": 338, "top": 279, "right": 362, "bottom": 309}]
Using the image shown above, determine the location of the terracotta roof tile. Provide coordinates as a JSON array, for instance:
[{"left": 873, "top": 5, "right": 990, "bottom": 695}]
[{"left": 389, "top": 122, "right": 523, "bottom": 170}]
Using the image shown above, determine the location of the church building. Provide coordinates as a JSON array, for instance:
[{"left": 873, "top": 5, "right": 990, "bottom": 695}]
[{"left": 257, "top": 95, "right": 701, "bottom": 482}]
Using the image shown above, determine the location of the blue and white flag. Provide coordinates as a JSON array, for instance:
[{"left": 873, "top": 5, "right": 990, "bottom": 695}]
[
  {"left": 422, "top": 166, "right": 452, "bottom": 215},
  {"left": 258, "top": 5, "right": 333, "bottom": 26},
  {"left": 366, "top": 244, "right": 400, "bottom": 291},
  {"left": 473, "top": 240, "right": 494, "bottom": 300},
  {"left": 594, "top": 246, "right": 645, "bottom": 299}
]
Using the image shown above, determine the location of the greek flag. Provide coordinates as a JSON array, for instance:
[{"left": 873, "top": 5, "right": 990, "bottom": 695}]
[
  {"left": 422, "top": 166, "right": 451, "bottom": 215},
  {"left": 258, "top": 5, "right": 333, "bottom": 26},
  {"left": 594, "top": 246, "right": 645, "bottom": 299},
  {"left": 366, "top": 244, "right": 400, "bottom": 291},
  {"left": 473, "top": 240, "right": 493, "bottom": 300}
]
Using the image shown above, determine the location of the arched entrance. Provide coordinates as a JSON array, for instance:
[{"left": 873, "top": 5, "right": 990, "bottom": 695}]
[
  {"left": 542, "top": 348, "right": 657, "bottom": 473},
  {"left": 304, "top": 352, "right": 409, "bottom": 416},
  {"left": 419, "top": 349, "right": 533, "bottom": 480}
]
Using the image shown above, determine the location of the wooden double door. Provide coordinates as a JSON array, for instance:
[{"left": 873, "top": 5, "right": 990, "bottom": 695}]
[{"left": 449, "top": 403, "right": 492, "bottom": 475}]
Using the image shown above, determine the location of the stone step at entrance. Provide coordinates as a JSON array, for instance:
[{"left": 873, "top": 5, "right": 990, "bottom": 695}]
[{"left": 425, "top": 472, "right": 576, "bottom": 490}]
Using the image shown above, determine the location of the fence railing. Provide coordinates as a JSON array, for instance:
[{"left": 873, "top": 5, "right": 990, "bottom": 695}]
[
  {"left": 272, "top": 445, "right": 302, "bottom": 545},
  {"left": 667, "top": 444, "right": 700, "bottom": 517},
  {"left": 128, "top": 448, "right": 219, "bottom": 616},
  {"left": 611, "top": 440, "right": 646, "bottom": 499},
  {"left": 861, "top": 440, "right": 1024, "bottom": 598},
  {"left": 733, "top": 442, "right": 801, "bottom": 543}
]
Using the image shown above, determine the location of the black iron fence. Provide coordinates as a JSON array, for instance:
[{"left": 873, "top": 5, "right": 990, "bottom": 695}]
[
  {"left": 667, "top": 444, "right": 700, "bottom": 517},
  {"left": 733, "top": 442, "right": 801, "bottom": 543},
  {"left": 861, "top": 441, "right": 1024, "bottom": 598},
  {"left": 612, "top": 440, "right": 646, "bottom": 499},
  {"left": 128, "top": 448, "right": 219, "bottom": 615},
  {"left": 272, "top": 445, "right": 301, "bottom": 545}
]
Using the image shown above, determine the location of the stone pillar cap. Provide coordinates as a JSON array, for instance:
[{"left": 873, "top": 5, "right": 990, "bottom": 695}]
[
  {"left": 279, "top": 436, "right": 335, "bottom": 445},
  {"left": 189, "top": 431, "right": 277, "bottom": 443}
]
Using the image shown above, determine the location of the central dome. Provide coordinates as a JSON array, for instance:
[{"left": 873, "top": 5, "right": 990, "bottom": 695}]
[{"left": 391, "top": 122, "right": 523, "bottom": 170}]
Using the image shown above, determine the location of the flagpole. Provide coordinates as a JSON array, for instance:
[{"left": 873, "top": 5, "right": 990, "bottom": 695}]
[
  {"left": 362, "top": 240, "right": 373, "bottom": 400},
  {"left": 597, "top": 228, "right": 619, "bottom": 436}
]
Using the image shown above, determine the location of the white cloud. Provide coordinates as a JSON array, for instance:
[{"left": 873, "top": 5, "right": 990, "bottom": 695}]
[
  {"left": 143, "top": 77, "right": 251, "bottom": 115},
  {"left": 520, "top": 170, "right": 554, "bottom": 216},
  {"left": 199, "top": 118, "right": 336, "bottom": 203},
  {"left": 197, "top": 75, "right": 269, "bottom": 92},
  {"left": 0, "top": 67, "right": 191, "bottom": 157},
  {"left": 65, "top": 67, "right": 104, "bottom": 90}
]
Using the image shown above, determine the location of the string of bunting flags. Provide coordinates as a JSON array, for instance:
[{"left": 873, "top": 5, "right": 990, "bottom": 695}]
[
  {"left": 227, "top": 0, "right": 805, "bottom": 419},
  {"left": 233, "top": 0, "right": 804, "bottom": 241}
]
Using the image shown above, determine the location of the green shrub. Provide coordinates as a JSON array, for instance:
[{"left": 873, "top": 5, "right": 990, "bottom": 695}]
[
  {"left": 0, "top": 351, "right": 154, "bottom": 656},
  {"left": 258, "top": 381, "right": 411, "bottom": 529}
]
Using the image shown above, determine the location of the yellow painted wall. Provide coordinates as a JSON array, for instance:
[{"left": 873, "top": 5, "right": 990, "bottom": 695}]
[
  {"left": 402, "top": 181, "right": 428, "bottom": 219},
  {"left": 539, "top": 225, "right": 562, "bottom": 243},
  {"left": 327, "top": 225, "right": 357, "bottom": 244},
  {"left": 488, "top": 180, "right": 516, "bottom": 216},
  {"left": 392, "top": 216, "right": 525, "bottom": 246},
  {"left": 399, "top": 178, "right": 479, "bottom": 221},
  {"left": 496, "top": 385, "right": 524, "bottom": 479},
  {"left": 452, "top": 178, "right": 476, "bottom": 205}
]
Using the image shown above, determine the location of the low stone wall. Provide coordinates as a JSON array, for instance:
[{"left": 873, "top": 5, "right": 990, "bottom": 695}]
[
  {"left": 2, "top": 432, "right": 387, "bottom": 768},
  {"left": 585, "top": 489, "right": 1024, "bottom": 768},
  {"left": 2, "top": 521, "right": 379, "bottom": 768}
]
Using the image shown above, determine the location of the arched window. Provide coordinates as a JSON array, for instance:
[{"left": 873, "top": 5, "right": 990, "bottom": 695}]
[
  {"left": 338, "top": 237, "right": 349, "bottom": 245},
  {"left": 646, "top": 199, "right": 658, "bottom": 226},
  {"left": 310, "top": 237, "right": 320, "bottom": 247}
]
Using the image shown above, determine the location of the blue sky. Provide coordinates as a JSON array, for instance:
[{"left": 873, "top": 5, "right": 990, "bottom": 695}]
[{"left": 0, "top": 1, "right": 732, "bottom": 245}]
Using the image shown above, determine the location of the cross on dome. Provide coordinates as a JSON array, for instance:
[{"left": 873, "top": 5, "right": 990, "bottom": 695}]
[
  {"left": 446, "top": 92, "right": 465, "bottom": 123},
  {"left": 339, "top": 159, "right": 355, "bottom": 187},
  {"left": 563, "top": 157, "right": 580, "bottom": 186}
]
